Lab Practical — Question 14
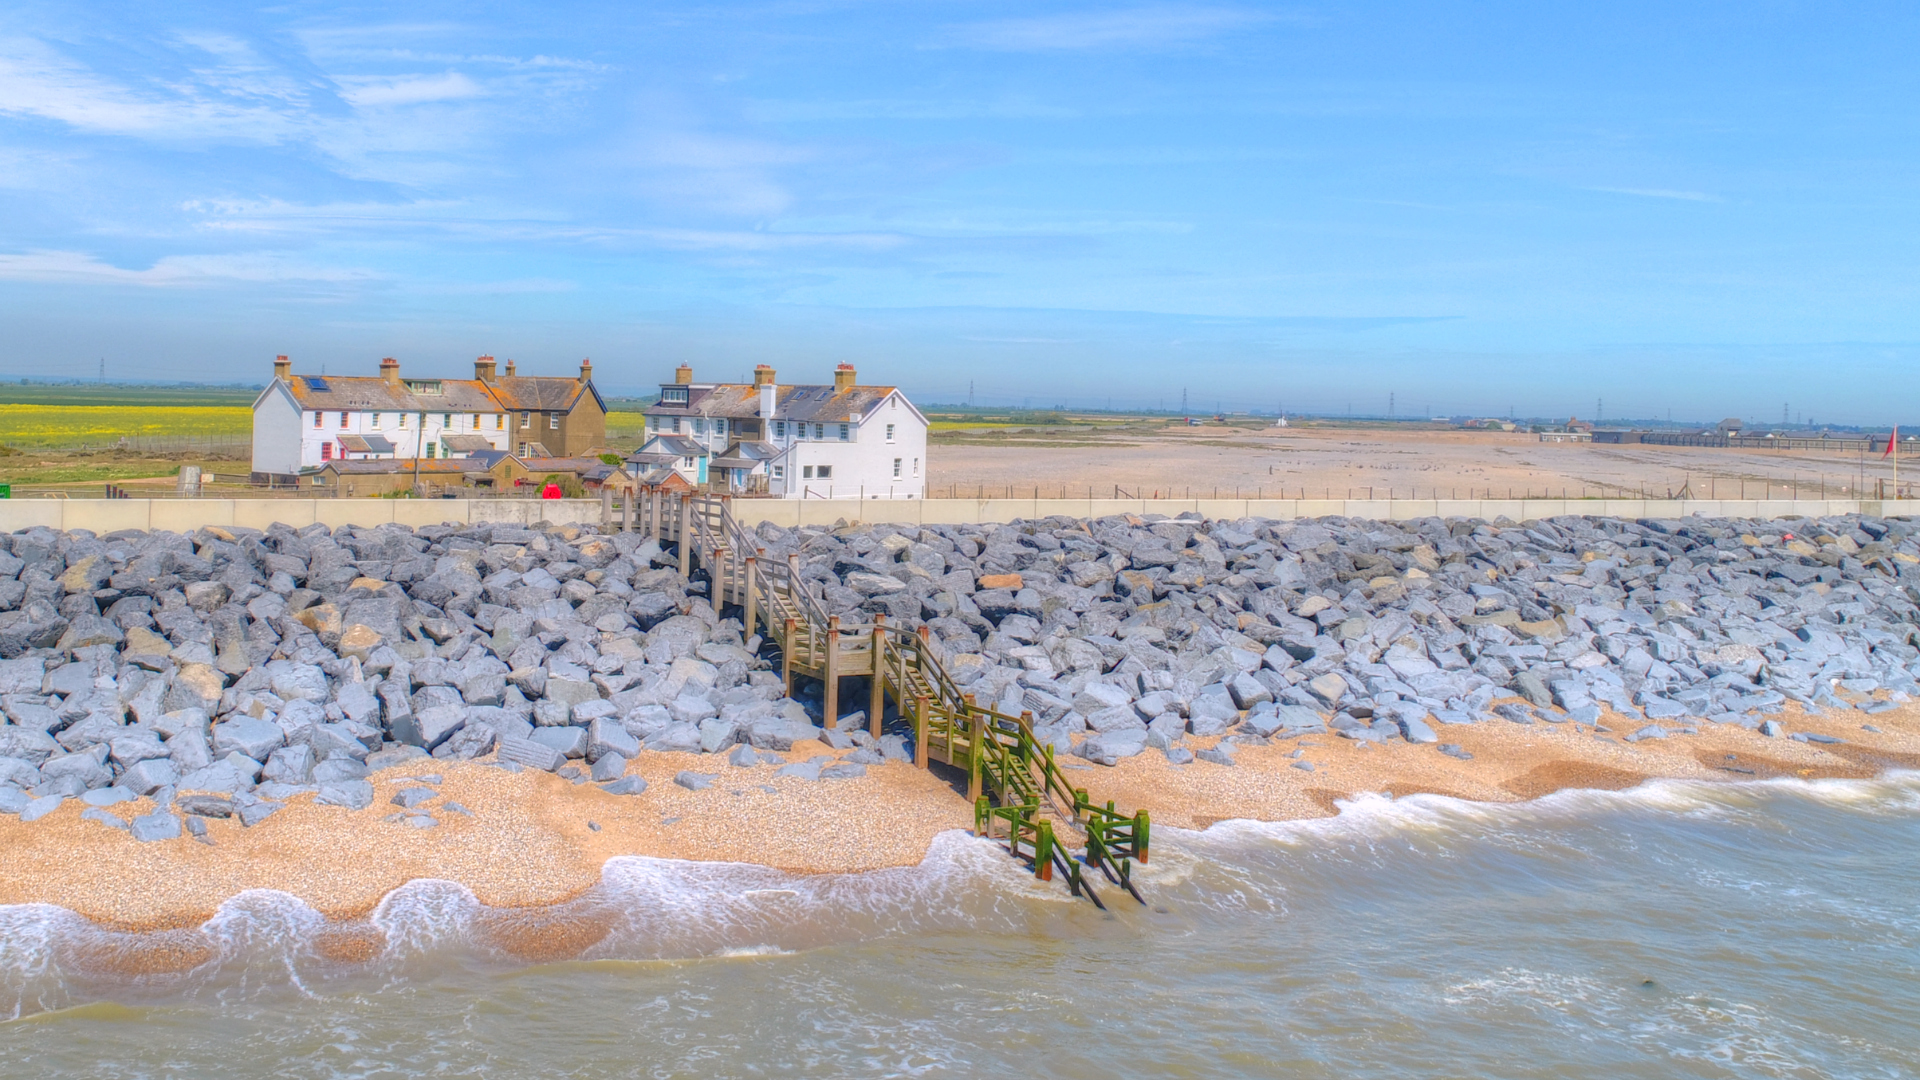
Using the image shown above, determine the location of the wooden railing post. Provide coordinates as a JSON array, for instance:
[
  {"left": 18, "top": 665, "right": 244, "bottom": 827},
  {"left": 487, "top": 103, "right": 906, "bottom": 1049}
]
[
  {"left": 677, "top": 494, "right": 691, "bottom": 577},
  {"left": 621, "top": 487, "right": 634, "bottom": 533},
  {"left": 1035, "top": 820, "right": 1055, "bottom": 882},
  {"left": 782, "top": 617, "right": 796, "bottom": 696},
  {"left": 600, "top": 486, "right": 612, "bottom": 530},
  {"left": 649, "top": 488, "right": 662, "bottom": 542},
  {"left": 966, "top": 699, "right": 984, "bottom": 805},
  {"left": 915, "top": 694, "right": 929, "bottom": 769},
  {"left": 743, "top": 555, "right": 757, "bottom": 639},
  {"left": 869, "top": 615, "right": 886, "bottom": 738},
  {"left": 824, "top": 615, "right": 840, "bottom": 727}
]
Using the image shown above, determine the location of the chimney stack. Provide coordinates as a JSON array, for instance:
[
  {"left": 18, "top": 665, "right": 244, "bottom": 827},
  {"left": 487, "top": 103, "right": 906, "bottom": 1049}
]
[
  {"left": 505, "top": 359, "right": 517, "bottom": 376},
  {"left": 579, "top": 357, "right": 593, "bottom": 384},
  {"left": 380, "top": 356, "right": 400, "bottom": 387},
  {"left": 753, "top": 364, "right": 776, "bottom": 387},
  {"left": 675, "top": 363, "right": 693, "bottom": 385},
  {"left": 273, "top": 354, "right": 292, "bottom": 381},
  {"left": 475, "top": 354, "right": 496, "bottom": 382},
  {"left": 833, "top": 363, "right": 856, "bottom": 393}
]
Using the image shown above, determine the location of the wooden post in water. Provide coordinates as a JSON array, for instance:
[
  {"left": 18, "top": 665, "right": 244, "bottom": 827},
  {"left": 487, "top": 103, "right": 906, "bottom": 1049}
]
[
  {"left": 869, "top": 615, "right": 886, "bottom": 738},
  {"left": 824, "top": 615, "right": 840, "bottom": 727},
  {"left": 742, "top": 555, "right": 757, "bottom": 639},
  {"left": 1035, "top": 820, "right": 1055, "bottom": 881}
]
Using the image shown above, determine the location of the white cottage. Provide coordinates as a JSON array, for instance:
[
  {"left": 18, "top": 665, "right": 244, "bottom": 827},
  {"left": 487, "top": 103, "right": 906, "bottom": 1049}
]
[{"left": 636, "top": 363, "right": 927, "bottom": 498}]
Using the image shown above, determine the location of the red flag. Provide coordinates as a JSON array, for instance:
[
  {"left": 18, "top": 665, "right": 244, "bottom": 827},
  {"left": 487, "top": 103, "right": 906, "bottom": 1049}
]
[{"left": 1885, "top": 425, "right": 1899, "bottom": 458}]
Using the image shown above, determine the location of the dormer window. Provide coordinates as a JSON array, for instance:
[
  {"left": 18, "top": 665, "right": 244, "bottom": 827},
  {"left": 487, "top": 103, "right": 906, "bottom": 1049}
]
[{"left": 661, "top": 386, "right": 689, "bottom": 404}]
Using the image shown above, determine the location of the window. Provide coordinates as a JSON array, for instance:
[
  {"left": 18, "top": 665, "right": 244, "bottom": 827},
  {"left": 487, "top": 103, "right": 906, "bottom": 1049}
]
[
  {"left": 519, "top": 442, "right": 529, "bottom": 456},
  {"left": 772, "top": 464, "right": 784, "bottom": 480},
  {"left": 692, "top": 418, "right": 704, "bottom": 435},
  {"left": 913, "top": 457, "right": 920, "bottom": 477},
  {"left": 683, "top": 456, "right": 695, "bottom": 469},
  {"left": 774, "top": 420, "right": 786, "bottom": 438},
  {"left": 661, "top": 386, "right": 689, "bottom": 404},
  {"left": 838, "top": 424, "right": 849, "bottom": 441},
  {"left": 714, "top": 418, "right": 726, "bottom": 437},
  {"left": 370, "top": 412, "right": 382, "bottom": 429},
  {"left": 892, "top": 458, "right": 902, "bottom": 479},
  {"left": 802, "top": 465, "right": 814, "bottom": 479},
  {"left": 674, "top": 416, "right": 684, "bottom": 433},
  {"left": 473, "top": 413, "right": 482, "bottom": 429},
  {"left": 495, "top": 414, "right": 505, "bottom": 430},
  {"left": 885, "top": 423, "right": 895, "bottom": 443},
  {"left": 817, "top": 464, "right": 832, "bottom": 479},
  {"left": 312, "top": 411, "right": 322, "bottom": 429},
  {"left": 520, "top": 412, "right": 530, "bottom": 429},
  {"left": 339, "top": 412, "right": 350, "bottom": 429},
  {"left": 312, "top": 475, "right": 324, "bottom": 486},
  {"left": 549, "top": 412, "right": 560, "bottom": 430},
  {"left": 399, "top": 412, "right": 409, "bottom": 429},
  {"left": 426, "top": 443, "right": 437, "bottom": 459},
  {"left": 443, "top": 414, "right": 452, "bottom": 427},
  {"left": 321, "top": 441, "right": 332, "bottom": 461},
  {"left": 814, "top": 423, "right": 825, "bottom": 439}
]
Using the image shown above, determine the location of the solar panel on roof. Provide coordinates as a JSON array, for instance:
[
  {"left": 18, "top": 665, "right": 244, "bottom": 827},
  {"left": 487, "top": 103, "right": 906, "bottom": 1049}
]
[{"left": 306, "top": 376, "right": 331, "bottom": 391}]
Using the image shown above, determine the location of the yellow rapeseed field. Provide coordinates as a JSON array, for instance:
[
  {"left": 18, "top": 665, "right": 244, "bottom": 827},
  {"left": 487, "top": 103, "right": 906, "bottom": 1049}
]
[{"left": 0, "top": 405, "right": 252, "bottom": 447}]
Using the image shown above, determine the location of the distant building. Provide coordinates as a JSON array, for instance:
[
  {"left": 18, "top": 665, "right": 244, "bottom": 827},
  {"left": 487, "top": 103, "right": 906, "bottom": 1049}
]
[
  {"left": 635, "top": 363, "right": 926, "bottom": 498},
  {"left": 250, "top": 354, "right": 606, "bottom": 483}
]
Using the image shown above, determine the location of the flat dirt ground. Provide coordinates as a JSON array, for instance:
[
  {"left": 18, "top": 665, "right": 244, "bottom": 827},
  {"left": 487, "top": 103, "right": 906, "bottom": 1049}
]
[{"left": 927, "top": 422, "right": 1900, "bottom": 501}]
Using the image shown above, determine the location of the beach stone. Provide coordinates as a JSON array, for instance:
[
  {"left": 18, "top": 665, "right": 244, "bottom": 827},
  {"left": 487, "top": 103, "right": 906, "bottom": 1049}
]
[
  {"left": 1291, "top": 760, "right": 1316, "bottom": 772},
  {"left": 774, "top": 759, "right": 824, "bottom": 781},
  {"left": 820, "top": 761, "right": 867, "bottom": 779},
  {"left": 1397, "top": 715, "right": 1439, "bottom": 744},
  {"left": 1075, "top": 728, "right": 1149, "bottom": 766},
  {"left": 19, "top": 793, "right": 67, "bottom": 822},
  {"left": 1625, "top": 724, "right": 1669, "bottom": 743},
  {"left": 121, "top": 757, "right": 180, "bottom": 796},
  {"left": 316, "top": 780, "right": 375, "bottom": 810},
  {"left": 313, "top": 756, "right": 369, "bottom": 783},
  {"left": 236, "top": 800, "right": 284, "bottom": 827},
  {"left": 365, "top": 744, "right": 429, "bottom": 771},
  {"left": 600, "top": 776, "right": 648, "bottom": 795},
  {"left": 390, "top": 786, "right": 437, "bottom": 809},
  {"left": 1307, "top": 673, "right": 1349, "bottom": 706},
  {"left": 82, "top": 806, "right": 130, "bottom": 830},
  {"left": 587, "top": 717, "right": 641, "bottom": 761},
  {"left": 1163, "top": 746, "right": 1195, "bottom": 764},
  {"left": 497, "top": 736, "right": 565, "bottom": 772},
  {"left": 1438, "top": 744, "right": 1474, "bottom": 760},
  {"left": 529, "top": 725, "right": 588, "bottom": 759},
  {"left": 130, "top": 809, "right": 182, "bottom": 842},
  {"left": 1760, "top": 720, "right": 1782, "bottom": 737},
  {"left": 177, "top": 794, "right": 233, "bottom": 818},
  {"left": 80, "top": 785, "right": 136, "bottom": 807},
  {"left": 674, "top": 770, "right": 716, "bottom": 791},
  {"left": 1195, "top": 744, "right": 1236, "bottom": 767},
  {"left": 589, "top": 752, "right": 627, "bottom": 782}
]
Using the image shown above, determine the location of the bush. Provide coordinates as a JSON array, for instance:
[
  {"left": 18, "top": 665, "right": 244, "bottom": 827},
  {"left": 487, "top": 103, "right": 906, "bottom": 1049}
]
[{"left": 542, "top": 473, "right": 586, "bottom": 498}]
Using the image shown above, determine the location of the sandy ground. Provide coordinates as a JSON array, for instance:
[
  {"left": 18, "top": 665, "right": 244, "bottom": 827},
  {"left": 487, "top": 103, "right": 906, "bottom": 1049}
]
[
  {"left": 3, "top": 701, "right": 1915, "bottom": 942},
  {"left": 928, "top": 424, "right": 1905, "bottom": 501}
]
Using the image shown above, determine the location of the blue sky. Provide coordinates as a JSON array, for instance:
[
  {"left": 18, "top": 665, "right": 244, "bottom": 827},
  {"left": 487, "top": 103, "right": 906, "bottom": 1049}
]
[{"left": 2, "top": 2, "right": 1917, "bottom": 422}]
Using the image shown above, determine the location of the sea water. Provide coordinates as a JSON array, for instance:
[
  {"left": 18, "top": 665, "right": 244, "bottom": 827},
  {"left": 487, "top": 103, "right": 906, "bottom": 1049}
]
[{"left": 2, "top": 775, "right": 1916, "bottom": 1078}]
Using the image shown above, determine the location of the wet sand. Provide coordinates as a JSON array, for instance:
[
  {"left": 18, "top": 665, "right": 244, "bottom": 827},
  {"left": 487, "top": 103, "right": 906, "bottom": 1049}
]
[{"left": 2, "top": 703, "right": 1915, "bottom": 933}]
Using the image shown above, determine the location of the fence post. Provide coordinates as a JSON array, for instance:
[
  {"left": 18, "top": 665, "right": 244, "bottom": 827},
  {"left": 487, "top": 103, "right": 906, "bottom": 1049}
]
[
  {"left": 713, "top": 545, "right": 729, "bottom": 606},
  {"left": 824, "top": 615, "right": 840, "bottom": 727},
  {"left": 1035, "top": 819, "right": 1055, "bottom": 882},
  {"left": 869, "top": 615, "right": 886, "bottom": 738},
  {"left": 621, "top": 488, "right": 633, "bottom": 533},
  {"left": 600, "top": 487, "right": 612, "bottom": 530},
  {"left": 1136, "top": 810, "right": 1150, "bottom": 863}
]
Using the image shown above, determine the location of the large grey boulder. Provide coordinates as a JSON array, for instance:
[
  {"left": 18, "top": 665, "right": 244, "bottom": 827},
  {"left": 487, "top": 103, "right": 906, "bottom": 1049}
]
[
  {"left": 130, "top": 809, "right": 183, "bottom": 842},
  {"left": 496, "top": 736, "right": 564, "bottom": 772},
  {"left": 212, "top": 717, "right": 285, "bottom": 762},
  {"left": 315, "top": 780, "right": 375, "bottom": 810},
  {"left": 1075, "top": 728, "right": 1149, "bottom": 766},
  {"left": 121, "top": 757, "right": 180, "bottom": 796},
  {"left": 529, "top": 725, "right": 588, "bottom": 759}
]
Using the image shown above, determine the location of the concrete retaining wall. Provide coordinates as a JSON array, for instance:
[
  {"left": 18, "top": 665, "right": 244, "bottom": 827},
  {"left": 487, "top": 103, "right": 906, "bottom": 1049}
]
[{"left": 0, "top": 496, "right": 1911, "bottom": 534}]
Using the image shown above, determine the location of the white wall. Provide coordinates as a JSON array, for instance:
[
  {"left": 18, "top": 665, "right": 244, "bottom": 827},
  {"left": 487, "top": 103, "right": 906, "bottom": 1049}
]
[
  {"left": 251, "top": 385, "right": 305, "bottom": 475},
  {"left": 298, "top": 407, "right": 510, "bottom": 468}
]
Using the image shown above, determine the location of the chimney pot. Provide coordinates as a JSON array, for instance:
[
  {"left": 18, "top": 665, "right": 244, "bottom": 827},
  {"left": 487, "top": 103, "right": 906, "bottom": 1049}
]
[
  {"left": 579, "top": 357, "right": 593, "bottom": 384},
  {"left": 505, "top": 359, "right": 516, "bottom": 376},
  {"left": 753, "top": 364, "right": 776, "bottom": 387},
  {"left": 273, "top": 354, "right": 292, "bottom": 380},
  {"left": 675, "top": 363, "right": 694, "bottom": 386},
  {"left": 833, "top": 363, "right": 855, "bottom": 393},
  {"left": 475, "top": 354, "right": 496, "bottom": 382},
  {"left": 380, "top": 356, "right": 400, "bottom": 387}
]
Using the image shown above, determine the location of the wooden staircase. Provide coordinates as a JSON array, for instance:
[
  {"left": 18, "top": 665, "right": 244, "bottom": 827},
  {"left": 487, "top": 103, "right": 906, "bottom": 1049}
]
[{"left": 628, "top": 489, "right": 1150, "bottom": 906}]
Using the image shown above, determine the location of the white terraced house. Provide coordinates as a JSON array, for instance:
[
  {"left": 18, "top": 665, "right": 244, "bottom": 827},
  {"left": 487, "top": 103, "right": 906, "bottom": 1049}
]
[
  {"left": 250, "top": 354, "right": 606, "bottom": 484},
  {"left": 630, "top": 363, "right": 928, "bottom": 498}
]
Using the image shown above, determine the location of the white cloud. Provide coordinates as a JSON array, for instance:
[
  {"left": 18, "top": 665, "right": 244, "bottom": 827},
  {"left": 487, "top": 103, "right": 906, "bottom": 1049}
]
[
  {"left": 940, "top": 6, "right": 1273, "bottom": 51},
  {"left": 0, "top": 35, "right": 305, "bottom": 140},
  {"left": 337, "top": 71, "right": 485, "bottom": 107},
  {"left": 0, "top": 249, "right": 377, "bottom": 286},
  {"left": 1588, "top": 186, "right": 1721, "bottom": 203}
]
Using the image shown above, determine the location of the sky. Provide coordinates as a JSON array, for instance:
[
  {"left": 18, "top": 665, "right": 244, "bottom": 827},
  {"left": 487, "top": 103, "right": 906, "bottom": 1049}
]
[{"left": 2, "top": 1, "right": 1918, "bottom": 423}]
